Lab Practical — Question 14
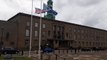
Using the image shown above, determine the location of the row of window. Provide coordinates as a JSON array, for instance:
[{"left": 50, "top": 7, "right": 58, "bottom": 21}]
[
  {"left": 27, "top": 22, "right": 46, "bottom": 28},
  {"left": 53, "top": 25, "right": 64, "bottom": 31},
  {"left": 26, "top": 22, "right": 107, "bottom": 41},
  {"left": 53, "top": 25, "right": 64, "bottom": 39},
  {"left": 26, "top": 22, "right": 46, "bottom": 37},
  {"left": 25, "top": 30, "right": 107, "bottom": 42},
  {"left": 77, "top": 41, "right": 105, "bottom": 47},
  {"left": 25, "top": 30, "right": 38, "bottom": 37},
  {"left": 25, "top": 30, "right": 51, "bottom": 37}
]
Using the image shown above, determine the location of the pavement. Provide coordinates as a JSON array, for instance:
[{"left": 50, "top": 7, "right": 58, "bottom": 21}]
[{"left": 23, "top": 50, "right": 107, "bottom": 60}]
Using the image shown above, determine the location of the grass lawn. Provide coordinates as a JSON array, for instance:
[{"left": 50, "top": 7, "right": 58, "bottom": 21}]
[
  {"left": 0, "top": 56, "right": 3, "bottom": 60},
  {"left": 14, "top": 56, "right": 33, "bottom": 60},
  {"left": 0, "top": 56, "right": 33, "bottom": 60}
]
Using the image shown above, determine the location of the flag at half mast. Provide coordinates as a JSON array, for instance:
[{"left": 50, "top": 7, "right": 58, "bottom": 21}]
[
  {"left": 35, "top": 8, "right": 46, "bottom": 14},
  {"left": 35, "top": 3, "right": 50, "bottom": 14}
]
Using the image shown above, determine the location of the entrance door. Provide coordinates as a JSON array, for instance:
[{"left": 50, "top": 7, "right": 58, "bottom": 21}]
[{"left": 59, "top": 40, "right": 69, "bottom": 48}]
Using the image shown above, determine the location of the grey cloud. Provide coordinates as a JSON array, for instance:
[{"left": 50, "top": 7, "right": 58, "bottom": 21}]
[
  {"left": 75, "top": 0, "right": 102, "bottom": 6},
  {"left": 0, "top": 0, "right": 107, "bottom": 30},
  {"left": 0, "top": 0, "right": 31, "bottom": 20},
  {"left": 93, "top": 20, "right": 107, "bottom": 30},
  {"left": 55, "top": 0, "right": 107, "bottom": 30},
  {"left": 83, "top": 17, "right": 100, "bottom": 26},
  {"left": 3, "top": 0, "right": 20, "bottom": 9},
  {"left": 66, "top": 0, "right": 103, "bottom": 7}
]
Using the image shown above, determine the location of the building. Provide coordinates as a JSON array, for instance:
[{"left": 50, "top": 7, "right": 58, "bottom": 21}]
[
  {"left": 0, "top": 20, "right": 10, "bottom": 48},
  {"left": 0, "top": 0, "right": 107, "bottom": 51},
  {"left": 0, "top": 12, "right": 107, "bottom": 51}
]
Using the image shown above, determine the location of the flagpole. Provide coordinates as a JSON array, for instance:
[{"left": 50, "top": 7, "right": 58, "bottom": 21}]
[
  {"left": 38, "top": 0, "right": 43, "bottom": 60},
  {"left": 29, "top": 0, "right": 33, "bottom": 57}
]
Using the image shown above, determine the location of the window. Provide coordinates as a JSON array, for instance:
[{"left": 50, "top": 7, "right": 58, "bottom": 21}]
[
  {"left": 48, "top": 31, "right": 50, "bottom": 36},
  {"left": 89, "top": 42, "right": 91, "bottom": 46},
  {"left": 42, "top": 32, "right": 45, "bottom": 37},
  {"left": 57, "top": 26, "right": 60, "bottom": 31},
  {"left": 55, "top": 41, "right": 57, "bottom": 44},
  {"left": 79, "top": 41, "right": 80, "bottom": 44},
  {"left": 26, "top": 29, "right": 29, "bottom": 36},
  {"left": 62, "top": 26, "right": 64, "bottom": 31},
  {"left": 0, "top": 41, "right": 4, "bottom": 45},
  {"left": 27, "top": 22, "right": 30, "bottom": 26},
  {"left": 35, "top": 31, "right": 38, "bottom": 37},
  {"left": 53, "top": 25, "right": 56, "bottom": 30},
  {"left": 82, "top": 41, "right": 84, "bottom": 45},
  {"left": 58, "top": 31, "right": 61, "bottom": 39},
  {"left": 73, "top": 29, "right": 76, "bottom": 32},
  {"left": 35, "top": 23, "right": 38, "bottom": 27},
  {"left": 6, "top": 32, "right": 9, "bottom": 41},
  {"left": 43, "top": 24, "right": 46, "bottom": 28},
  {"left": 59, "top": 26, "right": 61, "bottom": 31},
  {"left": 10, "top": 41, "right": 15, "bottom": 46},
  {"left": 66, "top": 33, "right": 69, "bottom": 38},
  {"left": 34, "top": 40, "right": 38, "bottom": 46},
  {"left": 25, "top": 39, "right": 29, "bottom": 46}
]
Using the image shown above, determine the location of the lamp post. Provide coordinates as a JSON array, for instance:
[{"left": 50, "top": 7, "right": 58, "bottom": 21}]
[{"left": 28, "top": 0, "right": 33, "bottom": 57}]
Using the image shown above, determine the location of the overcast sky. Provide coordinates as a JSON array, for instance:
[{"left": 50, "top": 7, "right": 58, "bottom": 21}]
[{"left": 0, "top": 0, "right": 107, "bottom": 30}]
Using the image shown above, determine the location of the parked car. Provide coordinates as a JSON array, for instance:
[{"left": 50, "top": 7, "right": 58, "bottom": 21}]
[{"left": 0, "top": 48, "right": 19, "bottom": 54}]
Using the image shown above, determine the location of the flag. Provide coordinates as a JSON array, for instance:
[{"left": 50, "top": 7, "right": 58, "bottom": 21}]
[
  {"left": 43, "top": 3, "right": 47, "bottom": 10},
  {"left": 43, "top": 3, "right": 58, "bottom": 15},
  {"left": 43, "top": 3, "right": 51, "bottom": 11},
  {"left": 35, "top": 8, "right": 46, "bottom": 14},
  {"left": 47, "top": 10, "right": 58, "bottom": 15}
]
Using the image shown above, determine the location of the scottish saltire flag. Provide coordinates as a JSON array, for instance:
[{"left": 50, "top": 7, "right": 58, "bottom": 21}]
[
  {"left": 43, "top": 3, "right": 51, "bottom": 11},
  {"left": 48, "top": 10, "right": 58, "bottom": 15},
  {"left": 43, "top": 3, "right": 47, "bottom": 10},
  {"left": 35, "top": 8, "right": 46, "bottom": 14},
  {"left": 43, "top": 3, "right": 58, "bottom": 15}
]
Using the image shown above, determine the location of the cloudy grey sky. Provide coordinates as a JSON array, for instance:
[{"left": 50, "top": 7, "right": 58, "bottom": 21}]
[{"left": 0, "top": 0, "right": 107, "bottom": 30}]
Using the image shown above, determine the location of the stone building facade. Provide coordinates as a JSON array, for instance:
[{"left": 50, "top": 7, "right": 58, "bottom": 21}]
[{"left": 0, "top": 13, "right": 107, "bottom": 51}]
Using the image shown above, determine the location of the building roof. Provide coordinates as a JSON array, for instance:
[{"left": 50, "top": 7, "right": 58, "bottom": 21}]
[
  {"left": 7, "top": 12, "right": 107, "bottom": 32},
  {"left": 0, "top": 20, "right": 6, "bottom": 24},
  {"left": 0, "top": 20, "right": 6, "bottom": 22}
]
